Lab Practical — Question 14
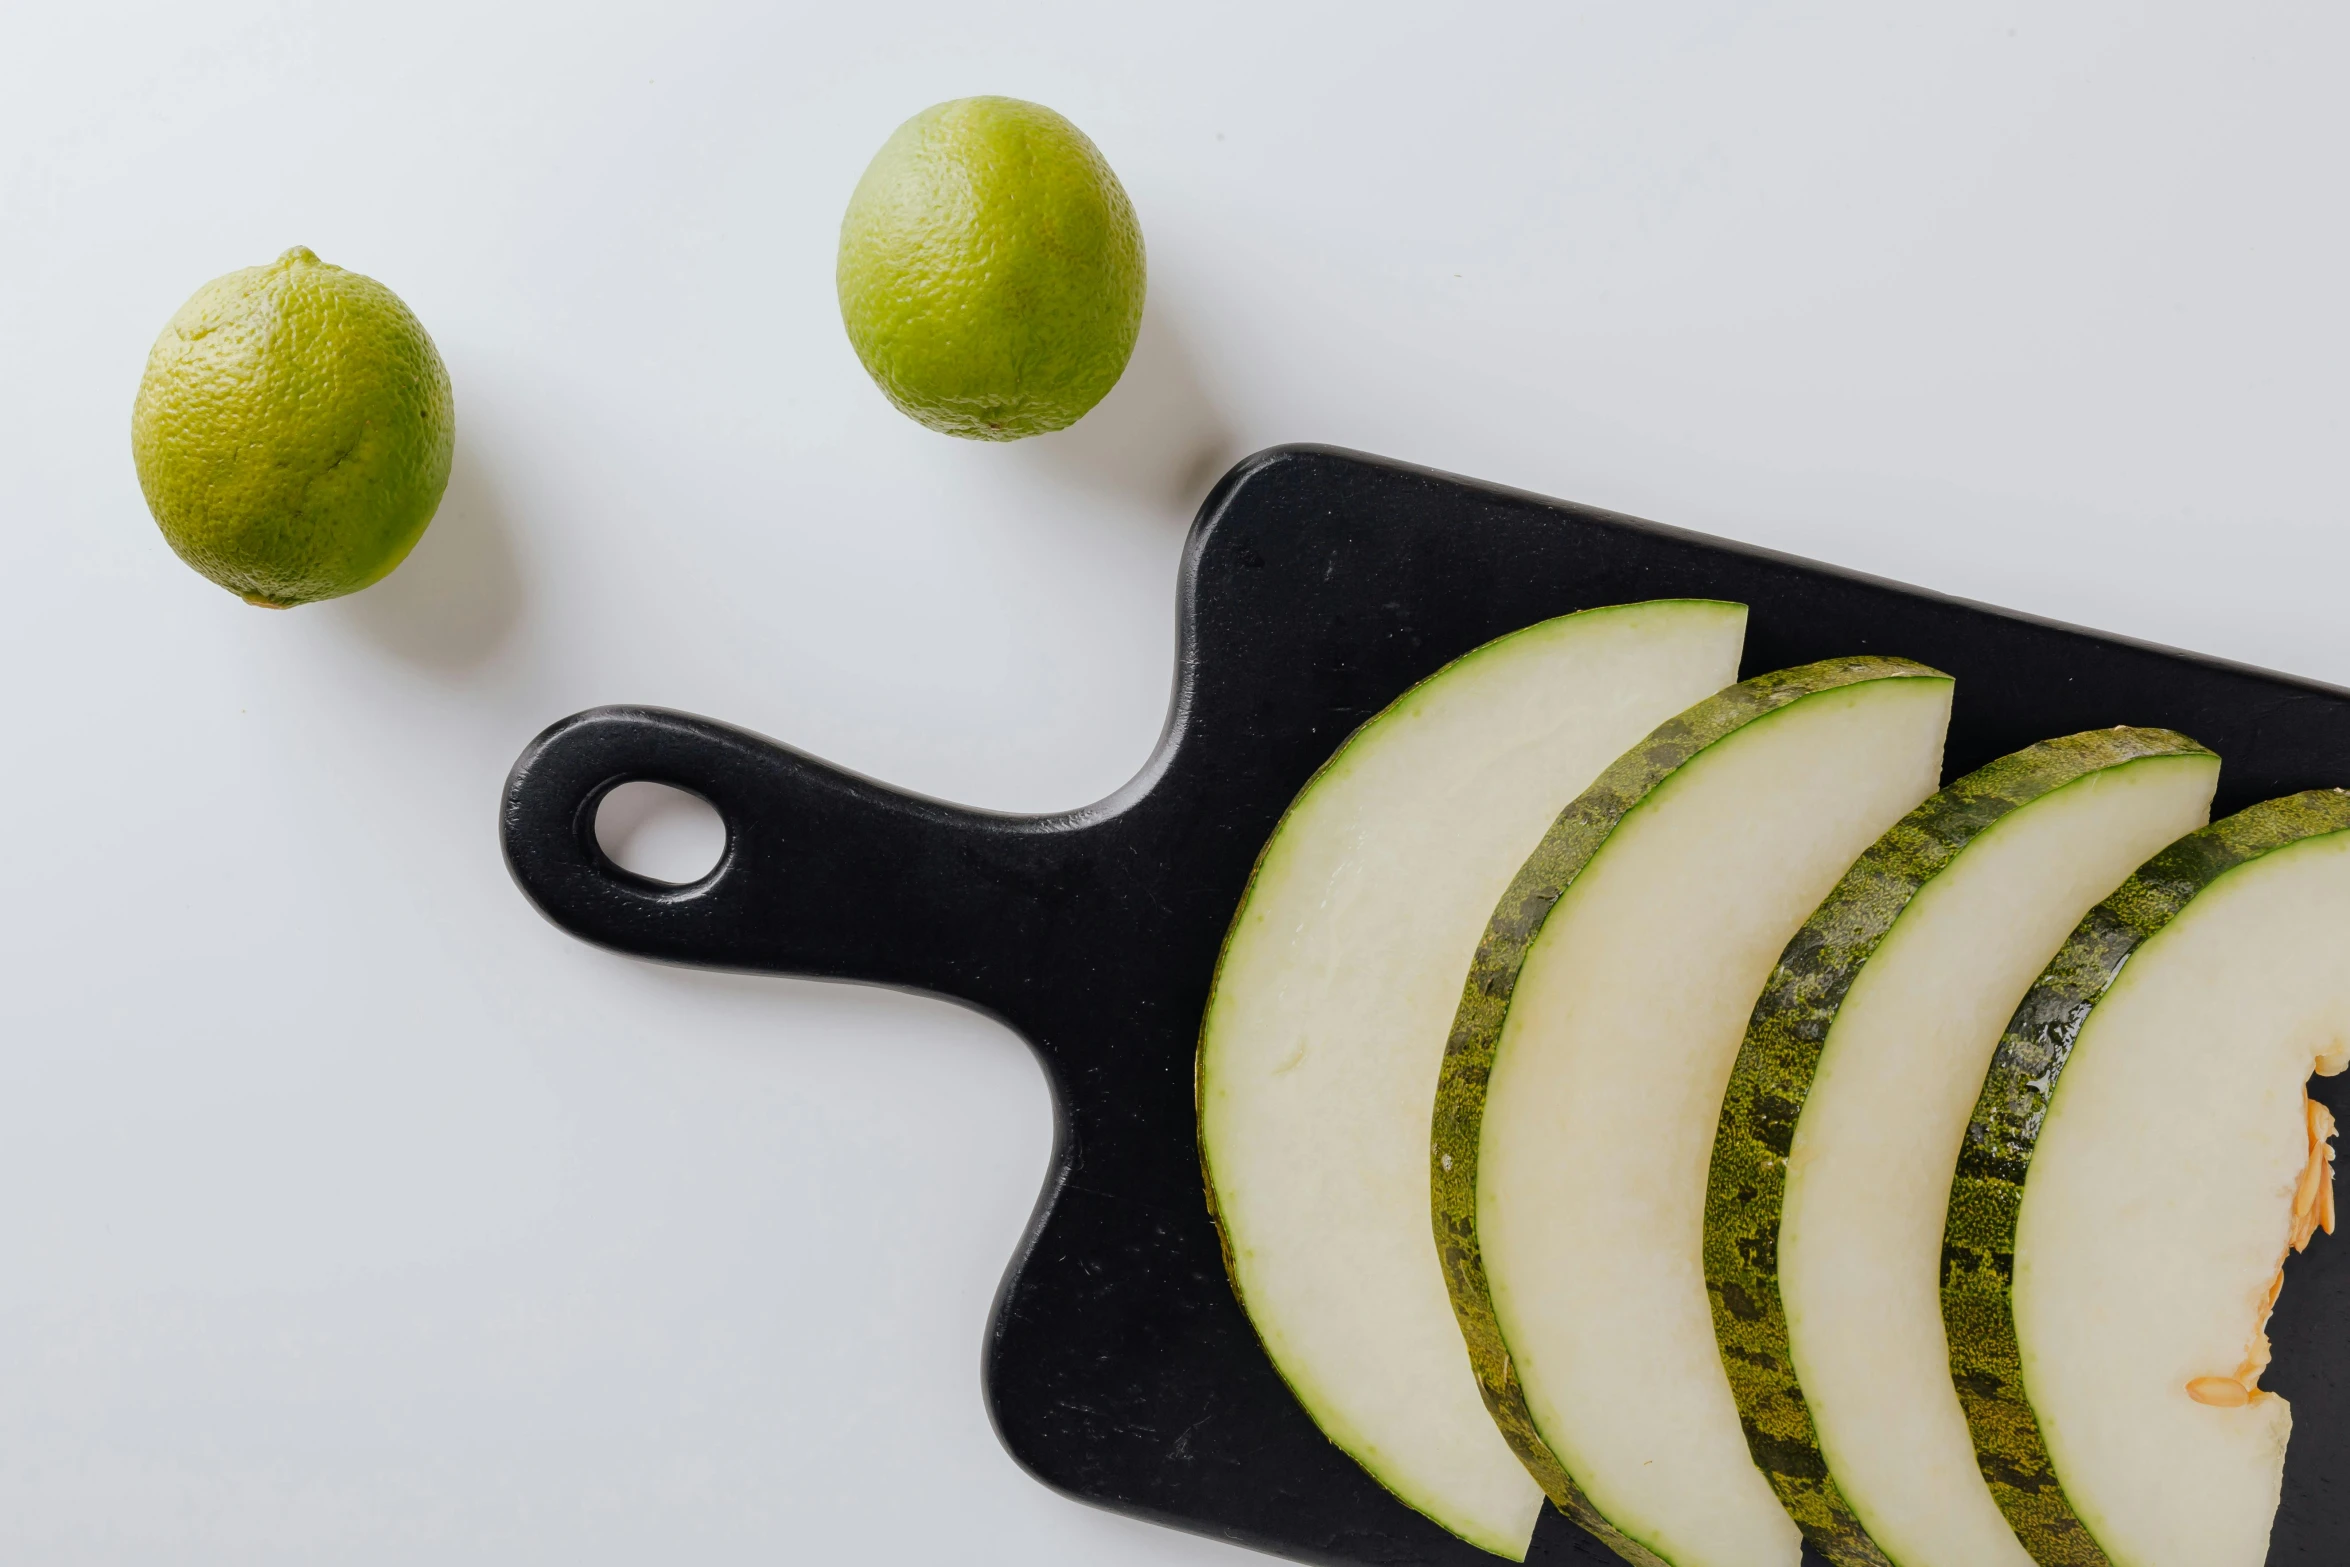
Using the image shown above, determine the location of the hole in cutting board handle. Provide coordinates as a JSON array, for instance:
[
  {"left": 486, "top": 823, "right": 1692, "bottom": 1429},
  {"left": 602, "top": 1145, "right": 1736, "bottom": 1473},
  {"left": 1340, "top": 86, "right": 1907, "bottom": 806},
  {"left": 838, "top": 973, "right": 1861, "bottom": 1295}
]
[{"left": 594, "top": 780, "right": 726, "bottom": 885}]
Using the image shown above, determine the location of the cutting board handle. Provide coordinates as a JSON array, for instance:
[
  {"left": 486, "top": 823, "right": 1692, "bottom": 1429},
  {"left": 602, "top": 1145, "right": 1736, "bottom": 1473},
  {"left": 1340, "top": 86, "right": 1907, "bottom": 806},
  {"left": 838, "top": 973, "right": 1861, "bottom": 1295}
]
[{"left": 500, "top": 705, "right": 1091, "bottom": 1008}]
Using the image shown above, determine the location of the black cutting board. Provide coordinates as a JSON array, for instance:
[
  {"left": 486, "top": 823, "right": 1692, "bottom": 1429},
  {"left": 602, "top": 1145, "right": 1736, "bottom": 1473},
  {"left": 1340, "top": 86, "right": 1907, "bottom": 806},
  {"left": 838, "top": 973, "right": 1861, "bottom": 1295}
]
[{"left": 499, "top": 445, "right": 2350, "bottom": 1567}]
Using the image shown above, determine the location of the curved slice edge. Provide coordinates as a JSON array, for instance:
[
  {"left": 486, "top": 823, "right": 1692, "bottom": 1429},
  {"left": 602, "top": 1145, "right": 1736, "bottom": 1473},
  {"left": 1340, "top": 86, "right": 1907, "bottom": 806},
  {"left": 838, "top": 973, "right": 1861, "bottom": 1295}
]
[
  {"left": 1198, "top": 599, "right": 1748, "bottom": 1559},
  {"left": 1940, "top": 788, "right": 2350, "bottom": 1567},
  {"left": 1703, "top": 728, "right": 2218, "bottom": 1567},
  {"left": 1432, "top": 655, "right": 1946, "bottom": 1567}
]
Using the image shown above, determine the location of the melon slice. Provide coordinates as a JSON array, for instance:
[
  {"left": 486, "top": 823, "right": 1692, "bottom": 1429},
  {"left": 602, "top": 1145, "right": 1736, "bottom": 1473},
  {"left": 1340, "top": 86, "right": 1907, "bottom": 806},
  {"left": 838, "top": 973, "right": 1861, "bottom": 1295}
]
[
  {"left": 1197, "top": 600, "right": 1747, "bottom": 1558},
  {"left": 1435, "top": 657, "right": 1951, "bottom": 1567},
  {"left": 1943, "top": 789, "right": 2350, "bottom": 1567},
  {"left": 1705, "top": 729, "right": 2219, "bottom": 1567}
]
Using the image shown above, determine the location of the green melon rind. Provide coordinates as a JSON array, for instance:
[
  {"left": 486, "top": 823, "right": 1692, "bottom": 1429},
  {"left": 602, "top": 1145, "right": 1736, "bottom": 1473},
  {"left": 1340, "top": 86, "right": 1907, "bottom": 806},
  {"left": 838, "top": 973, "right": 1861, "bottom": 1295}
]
[
  {"left": 1194, "top": 598, "right": 1744, "bottom": 1560},
  {"left": 1430, "top": 654, "right": 1950, "bottom": 1567},
  {"left": 1938, "top": 787, "right": 2350, "bottom": 1567},
  {"left": 1701, "top": 728, "right": 2217, "bottom": 1567}
]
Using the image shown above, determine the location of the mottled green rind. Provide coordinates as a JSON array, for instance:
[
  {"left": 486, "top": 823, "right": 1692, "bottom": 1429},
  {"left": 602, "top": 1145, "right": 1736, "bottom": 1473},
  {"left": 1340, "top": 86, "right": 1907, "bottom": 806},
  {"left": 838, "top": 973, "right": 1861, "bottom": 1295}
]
[
  {"left": 1702, "top": 728, "right": 2216, "bottom": 1567},
  {"left": 1940, "top": 788, "right": 2350, "bottom": 1567},
  {"left": 1194, "top": 600, "right": 1742, "bottom": 1561},
  {"left": 1432, "top": 655, "right": 1949, "bottom": 1567}
]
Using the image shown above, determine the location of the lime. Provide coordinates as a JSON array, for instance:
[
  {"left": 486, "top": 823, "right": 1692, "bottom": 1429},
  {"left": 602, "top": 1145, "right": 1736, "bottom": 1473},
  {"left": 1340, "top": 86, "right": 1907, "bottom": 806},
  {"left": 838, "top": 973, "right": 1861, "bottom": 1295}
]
[
  {"left": 838, "top": 97, "right": 1146, "bottom": 440},
  {"left": 132, "top": 247, "right": 455, "bottom": 607}
]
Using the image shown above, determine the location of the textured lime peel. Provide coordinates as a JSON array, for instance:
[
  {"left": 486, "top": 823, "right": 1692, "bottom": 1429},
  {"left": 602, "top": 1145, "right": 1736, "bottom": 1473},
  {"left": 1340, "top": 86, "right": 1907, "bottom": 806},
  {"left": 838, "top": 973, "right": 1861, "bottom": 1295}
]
[
  {"left": 838, "top": 97, "right": 1145, "bottom": 440},
  {"left": 1703, "top": 728, "right": 2217, "bottom": 1567},
  {"left": 1942, "top": 789, "right": 2350, "bottom": 1567},
  {"left": 132, "top": 247, "right": 454, "bottom": 607}
]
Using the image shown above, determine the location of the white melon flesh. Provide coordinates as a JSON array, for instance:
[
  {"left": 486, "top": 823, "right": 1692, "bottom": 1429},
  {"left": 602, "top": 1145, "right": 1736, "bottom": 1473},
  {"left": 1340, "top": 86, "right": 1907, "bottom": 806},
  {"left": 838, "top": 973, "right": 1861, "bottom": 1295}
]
[
  {"left": 2014, "top": 825, "right": 2350, "bottom": 1567},
  {"left": 1197, "top": 600, "right": 1747, "bottom": 1557},
  {"left": 1481, "top": 671, "right": 1950, "bottom": 1567},
  {"left": 1781, "top": 750, "right": 2218, "bottom": 1567}
]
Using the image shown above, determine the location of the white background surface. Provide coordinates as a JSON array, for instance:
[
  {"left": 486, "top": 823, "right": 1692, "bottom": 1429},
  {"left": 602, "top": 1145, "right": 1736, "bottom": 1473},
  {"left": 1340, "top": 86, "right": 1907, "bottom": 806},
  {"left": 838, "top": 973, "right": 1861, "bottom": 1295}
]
[{"left": 3, "top": 4, "right": 2346, "bottom": 1562}]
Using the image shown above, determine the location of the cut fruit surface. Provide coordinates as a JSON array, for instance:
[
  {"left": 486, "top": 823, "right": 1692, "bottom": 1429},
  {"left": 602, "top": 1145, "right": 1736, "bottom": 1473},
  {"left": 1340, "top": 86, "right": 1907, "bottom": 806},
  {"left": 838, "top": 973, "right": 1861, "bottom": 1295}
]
[
  {"left": 1705, "top": 730, "right": 2218, "bottom": 1567},
  {"left": 1436, "top": 657, "right": 1951, "bottom": 1567},
  {"left": 1944, "top": 791, "right": 2350, "bottom": 1567},
  {"left": 1198, "top": 600, "right": 1747, "bottom": 1558}
]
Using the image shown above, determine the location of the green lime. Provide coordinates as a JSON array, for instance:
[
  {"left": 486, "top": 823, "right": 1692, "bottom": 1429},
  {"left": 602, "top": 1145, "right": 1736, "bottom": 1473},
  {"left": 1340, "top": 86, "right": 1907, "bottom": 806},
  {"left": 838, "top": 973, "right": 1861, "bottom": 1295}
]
[
  {"left": 838, "top": 97, "right": 1146, "bottom": 440},
  {"left": 132, "top": 247, "right": 455, "bottom": 608}
]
